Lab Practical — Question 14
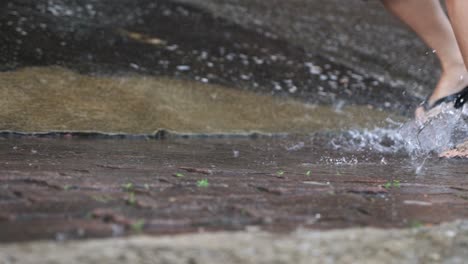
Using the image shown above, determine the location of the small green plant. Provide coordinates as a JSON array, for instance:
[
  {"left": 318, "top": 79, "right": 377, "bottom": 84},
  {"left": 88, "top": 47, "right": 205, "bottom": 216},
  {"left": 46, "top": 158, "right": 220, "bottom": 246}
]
[
  {"left": 175, "top": 173, "right": 185, "bottom": 178},
  {"left": 122, "top": 183, "right": 134, "bottom": 191},
  {"left": 409, "top": 220, "right": 424, "bottom": 229},
  {"left": 384, "top": 180, "right": 401, "bottom": 189},
  {"left": 130, "top": 219, "right": 145, "bottom": 233},
  {"left": 306, "top": 170, "right": 312, "bottom": 176},
  {"left": 127, "top": 192, "right": 136, "bottom": 205},
  {"left": 144, "top": 183, "right": 150, "bottom": 190},
  {"left": 197, "top": 179, "right": 209, "bottom": 188},
  {"left": 276, "top": 170, "right": 285, "bottom": 176},
  {"left": 84, "top": 212, "right": 93, "bottom": 219},
  {"left": 63, "top": 185, "right": 72, "bottom": 191},
  {"left": 91, "top": 195, "right": 113, "bottom": 203}
]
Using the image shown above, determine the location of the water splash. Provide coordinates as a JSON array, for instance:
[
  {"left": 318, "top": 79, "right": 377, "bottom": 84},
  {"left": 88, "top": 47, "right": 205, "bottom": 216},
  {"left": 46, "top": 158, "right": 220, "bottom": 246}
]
[
  {"left": 399, "top": 104, "right": 468, "bottom": 153},
  {"left": 329, "top": 128, "right": 405, "bottom": 153},
  {"left": 330, "top": 104, "right": 468, "bottom": 155}
]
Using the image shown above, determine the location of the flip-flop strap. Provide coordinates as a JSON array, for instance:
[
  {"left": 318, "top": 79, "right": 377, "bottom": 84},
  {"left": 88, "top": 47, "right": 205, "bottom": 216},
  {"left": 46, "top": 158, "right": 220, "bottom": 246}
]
[
  {"left": 430, "top": 94, "right": 458, "bottom": 109},
  {"left": 423, "top": 86, "right": 468, "bottom": 110},
  {"left": 454, "top": 86, "right": 468, "bottom": 109}
]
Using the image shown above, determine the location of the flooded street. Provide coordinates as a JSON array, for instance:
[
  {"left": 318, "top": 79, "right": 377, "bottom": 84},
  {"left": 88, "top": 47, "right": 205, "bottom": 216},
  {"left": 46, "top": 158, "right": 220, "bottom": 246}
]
[{"left": 1, "top": 0, "right": 468, "bottom": 263}]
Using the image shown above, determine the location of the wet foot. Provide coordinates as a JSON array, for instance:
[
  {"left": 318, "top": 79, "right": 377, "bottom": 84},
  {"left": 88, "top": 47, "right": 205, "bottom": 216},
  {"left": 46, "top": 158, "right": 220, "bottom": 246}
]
[
  {"left": 440, "top": 140, "right": 468, "bottom": 158},
  {"left": 415, "top": 68, "right": 468, "bottom": 122}
]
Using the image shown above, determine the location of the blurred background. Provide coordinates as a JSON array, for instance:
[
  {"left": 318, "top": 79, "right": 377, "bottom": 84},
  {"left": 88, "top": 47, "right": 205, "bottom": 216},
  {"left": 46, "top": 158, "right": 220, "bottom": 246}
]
[{"left": 0, "top": 0, "right": 439, "bottom": 134}]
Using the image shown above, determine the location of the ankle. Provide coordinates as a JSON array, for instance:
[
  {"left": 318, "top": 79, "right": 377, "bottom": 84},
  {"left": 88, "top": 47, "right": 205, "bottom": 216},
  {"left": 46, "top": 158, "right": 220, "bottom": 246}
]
[
  {"left": 441, "top": 62, "right": 467, "bottom": 75},
  {"left": 429, "top": 68, "right": 468, "bottom": 104},
  {"left": 440, "top": 67, "right": 468, "bottom": 85}
]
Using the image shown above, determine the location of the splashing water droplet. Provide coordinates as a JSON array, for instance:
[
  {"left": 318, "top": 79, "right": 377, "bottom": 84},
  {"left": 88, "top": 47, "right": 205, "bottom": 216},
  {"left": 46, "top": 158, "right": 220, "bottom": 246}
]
[{"left": 399, "top": 103, "right": 467, "bottom": 154}]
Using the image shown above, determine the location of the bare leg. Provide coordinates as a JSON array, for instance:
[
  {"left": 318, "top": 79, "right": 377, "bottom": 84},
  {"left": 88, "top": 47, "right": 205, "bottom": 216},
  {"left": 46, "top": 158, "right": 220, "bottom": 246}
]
[
  {"left": 446, "top": 0, "right": 468, "bottom": 64},
  {"left": 381, "top": 0, "right": 468, "bottom": 107}
]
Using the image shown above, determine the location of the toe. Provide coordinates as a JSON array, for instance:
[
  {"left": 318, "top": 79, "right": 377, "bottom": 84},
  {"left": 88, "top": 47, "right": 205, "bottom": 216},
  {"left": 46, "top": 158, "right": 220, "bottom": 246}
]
[{"left": 414, "top": 106, "right": 427, "bottom": 124}]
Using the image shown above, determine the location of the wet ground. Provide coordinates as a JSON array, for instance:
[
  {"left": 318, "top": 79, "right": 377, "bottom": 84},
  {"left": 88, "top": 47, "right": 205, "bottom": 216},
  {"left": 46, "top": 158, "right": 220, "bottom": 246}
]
[
  {"left": 0, "top": 0, "right": 467, "bottom": 252},
  {"left": 1, "top": 136, "right": 467, "bottom": 243}
]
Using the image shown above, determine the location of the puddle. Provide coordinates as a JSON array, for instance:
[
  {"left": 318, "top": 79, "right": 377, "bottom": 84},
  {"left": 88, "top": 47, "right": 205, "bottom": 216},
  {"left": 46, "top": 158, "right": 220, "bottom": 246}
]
[{"left": 0, "top": 67, "right": 403, "bottom": 134}]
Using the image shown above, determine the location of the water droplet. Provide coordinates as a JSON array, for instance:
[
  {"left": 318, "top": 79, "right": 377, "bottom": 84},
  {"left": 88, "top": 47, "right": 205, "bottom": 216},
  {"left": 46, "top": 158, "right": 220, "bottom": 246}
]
[{"left": 176, "top": 65, "right": 190, "bottom": 71}]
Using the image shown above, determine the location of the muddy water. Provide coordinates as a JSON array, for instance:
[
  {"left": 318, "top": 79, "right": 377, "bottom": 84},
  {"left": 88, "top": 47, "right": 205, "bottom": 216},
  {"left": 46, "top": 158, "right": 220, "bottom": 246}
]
[{"left": 0, "top": 67, "right": 402, "bottom": 134}]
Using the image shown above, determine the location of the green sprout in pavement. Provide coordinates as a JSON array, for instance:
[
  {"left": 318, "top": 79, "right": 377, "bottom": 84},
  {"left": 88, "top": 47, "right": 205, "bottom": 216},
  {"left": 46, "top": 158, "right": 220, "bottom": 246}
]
[
  {"left": 127, "top": 192, "right": 136, "bottom": 205},
  {"left": 276, "top": 170, "right": 285, "bottom": 176},
  {"left": 122, "top": 182, "right": 134, "bottom": 191},
  {"left": 384, "top": 180, "right": 401, "bottom": 189},
  {"left": 175, "top": 173, "right": 185, "bottom": 178},
  {"left": 197, "top": 179, "right": 209, "bottom": 188},
  {"left": 130, "top": 219, "right": 145, "bottom": 233},
  {"left": 306, "top": 170, "right": 312, "bottom": 176},
  {"left": 91, "top": 195, "right": 114, "bottom": 203},
  {"left": 409, "top": 220, "right": 424, "bottom": 229}
]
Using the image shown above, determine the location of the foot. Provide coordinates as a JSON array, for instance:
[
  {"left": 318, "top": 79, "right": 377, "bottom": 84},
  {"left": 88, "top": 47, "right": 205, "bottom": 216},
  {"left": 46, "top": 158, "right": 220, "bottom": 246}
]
[
  {"left": 415, "top": 67, "right": 468, "bottom": 122},
  {"left": 440, "top": 140, "right": 468, "bottom": 158}
]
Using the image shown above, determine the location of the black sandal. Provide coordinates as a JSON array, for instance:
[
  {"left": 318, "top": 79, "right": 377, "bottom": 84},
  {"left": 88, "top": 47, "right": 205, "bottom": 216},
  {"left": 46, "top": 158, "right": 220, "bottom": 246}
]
[{"left": 421, "top": 86, "right": 468, "bottom": 111}]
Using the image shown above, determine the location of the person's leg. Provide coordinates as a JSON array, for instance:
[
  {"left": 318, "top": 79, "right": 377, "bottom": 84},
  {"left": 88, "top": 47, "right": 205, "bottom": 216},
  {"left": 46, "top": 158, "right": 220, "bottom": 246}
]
[
  {"left": 446, "top": 0, "right": 468, "bottom": 64},
  {"left": 381, "top": 0, "right": 468, "bottom": 107}
]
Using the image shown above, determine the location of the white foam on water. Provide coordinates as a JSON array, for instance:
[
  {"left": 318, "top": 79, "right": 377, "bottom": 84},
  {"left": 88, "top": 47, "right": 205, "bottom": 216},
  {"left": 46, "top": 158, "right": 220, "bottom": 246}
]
[
  {"left": 329, "top": 127, "right": 405, "bottom": 153},
  {"left": 330, "top": 104, "right": 468, "bottom": 156},
  {"left": 399, "top": 104, "right": 468, "bottom": 154}
]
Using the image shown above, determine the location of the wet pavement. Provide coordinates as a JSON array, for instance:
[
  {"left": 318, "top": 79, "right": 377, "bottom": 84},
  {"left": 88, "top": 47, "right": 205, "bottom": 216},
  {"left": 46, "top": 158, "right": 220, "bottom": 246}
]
[
  {"left": 0, "top": 136, "right": 467, "bottom": 243},
  {"left": 0, "top": 0, "right": 467, "bottom": 248}
]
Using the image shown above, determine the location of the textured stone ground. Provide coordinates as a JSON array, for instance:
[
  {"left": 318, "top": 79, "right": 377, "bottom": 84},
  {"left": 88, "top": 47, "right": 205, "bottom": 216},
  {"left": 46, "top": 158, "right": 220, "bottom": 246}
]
[
  {"left": 1, "top": 137, "right": 467, "bottom": 243},
  {"left": 2, "top": 220, "right": 468, "bottom": 264}
]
